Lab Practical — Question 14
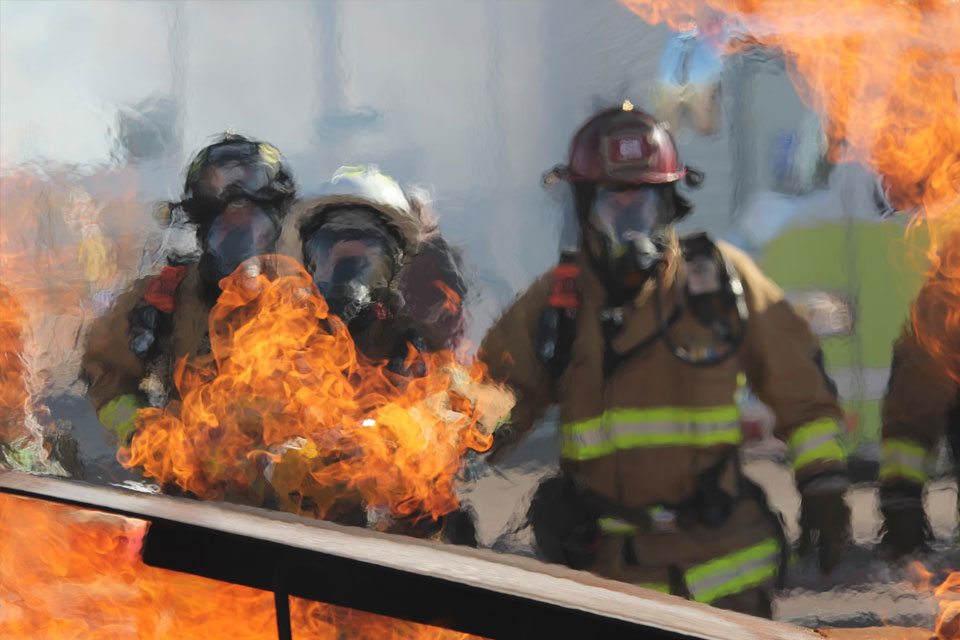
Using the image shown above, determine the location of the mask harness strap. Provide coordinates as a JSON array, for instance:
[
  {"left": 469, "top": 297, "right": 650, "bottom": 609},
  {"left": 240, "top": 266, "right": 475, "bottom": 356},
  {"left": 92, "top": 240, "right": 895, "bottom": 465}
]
[
  {"left": 655, "top": 243, "right": 748, "bottom": 367},
  {"left": 600, "top": 265, "right": 682, "bottom": 378}
]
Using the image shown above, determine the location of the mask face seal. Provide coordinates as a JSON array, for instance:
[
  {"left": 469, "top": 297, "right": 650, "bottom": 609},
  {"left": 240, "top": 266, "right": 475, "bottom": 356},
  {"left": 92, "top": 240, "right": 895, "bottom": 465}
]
[
  {"left": 300, "top": 206, "right": 402, "bottom": 323},
  {"left": 585, "top": 185, "right": 674, "bottom": 288},
  {"left": 198, "top": 203, "right": 281, "bottom": 305}
]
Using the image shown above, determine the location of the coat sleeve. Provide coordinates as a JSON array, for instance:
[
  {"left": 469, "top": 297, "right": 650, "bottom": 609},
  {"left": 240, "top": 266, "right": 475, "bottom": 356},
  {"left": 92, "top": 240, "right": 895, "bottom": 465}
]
[
  {"left": 478, "top": 273, "right": 555, "bottom": 464},
  {"left": 880, "top": 326, "right": 957, "bottom": 488},
  {"left": 721, "top": 243, "right": 847, "bottom": 487},
  {"left": 80, "top": 280, "right": 149, "bottom": 440}
]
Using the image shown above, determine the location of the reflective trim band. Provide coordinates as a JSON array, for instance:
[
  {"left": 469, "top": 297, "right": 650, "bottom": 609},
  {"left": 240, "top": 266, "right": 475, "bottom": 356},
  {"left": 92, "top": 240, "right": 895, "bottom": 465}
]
[
  {"left": 599, "top": 517, "right": 639, "bottom": 536},
  {"left": 560, "top": 406, "right": 742, "bottom": 461},
  {"left": 98, "top": 394, "right": 143, "bottom": 445},
  {"left": 636, "top": 582, "right": 670, "bottom": 594},
  {"left": 787, "top": 419, "right": 846, "bottom": 471},
  {"left": 684, "top": 538, "right": 780, "bottom": 604},
  {"left": 879, "top": 438, "right": 929, "bottom": 485}
]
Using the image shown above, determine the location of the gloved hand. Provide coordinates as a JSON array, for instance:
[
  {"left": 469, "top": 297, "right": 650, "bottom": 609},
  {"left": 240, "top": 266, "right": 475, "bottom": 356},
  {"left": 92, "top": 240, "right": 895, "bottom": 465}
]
[
  {"left": 879, "top": 482, "right": 932, "bottom": 558},
  {"left": 798, "top": 485, "right": 851, "bottom": 574},
  {"left": 128, "top": 304, "right": 169, "bottom": 360},
  {"left": 528, "top": 474, "right": 601, "bottom": 570}
]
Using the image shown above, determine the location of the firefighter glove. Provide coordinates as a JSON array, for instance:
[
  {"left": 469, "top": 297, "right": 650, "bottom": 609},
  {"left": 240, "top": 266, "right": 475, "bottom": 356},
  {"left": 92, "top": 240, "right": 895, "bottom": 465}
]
[
  {"left": 879, "top": 482, "right": 933, "bottom": 558},
  {"left": 798, "top": 483, "right": 851, "bottom": 574}
]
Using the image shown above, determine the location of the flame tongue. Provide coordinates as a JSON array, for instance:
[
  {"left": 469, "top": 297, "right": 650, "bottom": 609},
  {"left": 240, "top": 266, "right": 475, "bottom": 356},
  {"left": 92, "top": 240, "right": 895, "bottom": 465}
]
[
  {"left": 909, "top": 562, "right": 960, "bottom": 639},
  {"left": 121, "top": 255, "right": 506, "bottom": 522},
  {"left": 913, "top": 228, "right": 960, "bottom": 386},
  {"left": 0, "top": 283, "right": 30, "bottom": 441}
]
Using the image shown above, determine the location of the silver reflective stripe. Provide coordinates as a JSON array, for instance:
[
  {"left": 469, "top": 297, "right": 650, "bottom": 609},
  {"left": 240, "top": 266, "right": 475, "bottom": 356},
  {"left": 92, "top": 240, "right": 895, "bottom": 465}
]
[
  {"left": 687, "top": 550, "right": 778, "bottom": 600},
  {"left": 562, "top": 419, "right": 742, "bottom": 450},
  {"left": 882, "top": 448, "right": 926, "bottom": 471},
  {"left": 791, "top": 430, "right": 839, "bottom": 459}
]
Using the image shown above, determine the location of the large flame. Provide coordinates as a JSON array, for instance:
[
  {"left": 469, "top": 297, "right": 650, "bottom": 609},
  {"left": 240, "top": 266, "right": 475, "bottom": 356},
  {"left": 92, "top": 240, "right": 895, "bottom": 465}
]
[
  {"left": 0, "top": 493, "right": 277, "bottom": 638},
  {"left": 0, "top": 493, "right": 486, "bottom": 639},
  {"left": 120, "top": 255, "right": 508, "bottom": 523},
  {"left": 618, "top": 0, "right": 960, "bottom": 382},
  {"left": 0, "top": 170, "right": 139, "bottom": 472}
]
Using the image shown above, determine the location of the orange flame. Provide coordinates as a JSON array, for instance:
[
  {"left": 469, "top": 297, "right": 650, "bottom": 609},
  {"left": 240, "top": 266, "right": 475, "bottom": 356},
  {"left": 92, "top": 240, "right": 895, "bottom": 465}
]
[
  {"left": 289, "top": 598, "right": 483, "bottom": 639},
  {"left": 0, "top": 493, "right": 487, "bottom": 639},
  {"left": 120, "top": 255, "right": 509, "bottom": 523},
  {"left": 433, "top": 279, "right": 463, "bottom": 317},
  {"left": 618, "top": 0, "right": 960, "bottom": 381},
  {"left": 908, "top": 562, "right": 960, "bottom": 639},
  {"left": 912, "top": 228, "right": 960, "bottom": 386},
  {"left": 0, "top": 284, "right": 30, "bottom": 442},
  {"left": 0, "top": 493, "right": 277, "bottom": 638}
]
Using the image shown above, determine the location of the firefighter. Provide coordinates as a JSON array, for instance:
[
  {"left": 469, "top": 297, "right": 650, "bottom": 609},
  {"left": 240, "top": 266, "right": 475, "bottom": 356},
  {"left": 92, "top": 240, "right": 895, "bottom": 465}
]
[
  {"left": 82, "top": 133, "right": 296, "bottom": 446},
  {"left": 278, "top": 165, "right": 467, "bottom": 372},
  {"left": 277, "top": 165, "right": 475, "bottom": 541},
  {"left": 478, "top": 102, "right": 851, "bottom": 616},
  {"left": 879, "top": 239, "right": 960, "bottom": 558}
]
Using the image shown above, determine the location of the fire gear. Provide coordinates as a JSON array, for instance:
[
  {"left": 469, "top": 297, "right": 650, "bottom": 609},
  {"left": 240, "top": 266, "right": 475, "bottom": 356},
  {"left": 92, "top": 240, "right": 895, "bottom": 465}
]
[
  {"left": 879, "top": 323, "right": 959, "bottom": 556},
  {"left": 83, "top": 261, "right": 219, "bottom": 428},
  {"left": 197, "top": 200, "right": 282, "bottom": 306},
  {"left": 300, "top": 206, "right": 403, "bottom": 323},
  {"left": 560, "top": 104, "right": 689, "bottom": 186},
  {"left": 128, "top": 265, "right": 189, "bottom": 361},
  {"left": 181, "top": 133, "right": 296, "bottom": 224},
  {"left": 536, "top": 234, "right": 748, "bottom": 382},
  {"left": 797, "top": 487, "right": 852, "bottom": 574},
  {"left": 588, "top": 185, "right": 674, "bottom": 287},
  {"left": 547, "top": 104, "right": 702, "bottom": 301},
  {"left": 279, "top": 166, "right": 465, "bottom": 362},
  {"left": 879, "top": 482, "right": 934, "bottom": 557},
  {"left": 480, "top": 211, "right": 847, "bottom": 608}
]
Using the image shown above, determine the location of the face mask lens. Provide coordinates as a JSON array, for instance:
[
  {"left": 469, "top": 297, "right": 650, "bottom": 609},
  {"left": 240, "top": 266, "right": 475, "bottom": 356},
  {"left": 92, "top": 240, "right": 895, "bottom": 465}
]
[
  {"left": 591, "top": 187, "right": 664, "bottom": 245},
  {"left": 303, "top": 229, "right": 395, "bottom": 295},
  {"left": 203, "top": 206, "right": 279, "bottom": 280}
]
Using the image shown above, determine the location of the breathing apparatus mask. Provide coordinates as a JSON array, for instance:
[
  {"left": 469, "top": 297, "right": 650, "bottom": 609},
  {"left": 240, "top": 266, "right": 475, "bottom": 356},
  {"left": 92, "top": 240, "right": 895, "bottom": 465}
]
[
  {"left": 300, "top": 206, "right": 403, "bottom": 325},
  {"left": 198, "top": 201, "right": 282, "bottom": 306},
  {"left": 578, "top": 183, "right": 680, "bottom": 292}
]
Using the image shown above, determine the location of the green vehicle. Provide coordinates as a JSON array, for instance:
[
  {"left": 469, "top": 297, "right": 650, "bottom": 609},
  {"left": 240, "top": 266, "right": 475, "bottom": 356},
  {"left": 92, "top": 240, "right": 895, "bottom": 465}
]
[{"left": 747, "top": 217, "right": 929, "bottom": 477}]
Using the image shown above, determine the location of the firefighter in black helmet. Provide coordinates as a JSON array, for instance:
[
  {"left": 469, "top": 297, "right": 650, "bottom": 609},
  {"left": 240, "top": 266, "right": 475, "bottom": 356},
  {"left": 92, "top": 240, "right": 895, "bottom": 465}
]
[{"left": 82, "top": 134, "right": 296, "bottom": 447}]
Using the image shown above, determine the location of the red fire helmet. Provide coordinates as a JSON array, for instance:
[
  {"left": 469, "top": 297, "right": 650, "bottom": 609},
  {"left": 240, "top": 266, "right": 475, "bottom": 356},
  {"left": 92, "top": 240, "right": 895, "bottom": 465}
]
[{"left": 559, "top": 101, "right": 688, "bottom": 186}]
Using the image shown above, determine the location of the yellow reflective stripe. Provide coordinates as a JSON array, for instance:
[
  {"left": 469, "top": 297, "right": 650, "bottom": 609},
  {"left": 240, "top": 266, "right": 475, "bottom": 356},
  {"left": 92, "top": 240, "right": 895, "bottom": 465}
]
[
  {"left": 636, "top": 582, "right": 670, "bottom": 594},
  {"left": 879, "top": 438, "right": 929, "bottom": 484},
  {"left": 684, "top": 538, "right": 780, "bottom": 604},
  {"left": 598, "top": 517, "right": 638, "bottom": 536},
  {"left": 98, "top": 394, "right": 144, "bottom": 444},
  {"left": 560, "top": 406, "right": 742, "bottom": 461},
  {"left": 563, "top": 415, "right": 605, "bottom": 435},
  {"left": 257, "top": 142, "right": 281, "bottom": 167},
  {"left": 788, "top": 419, "right": 846, "bottom": 470}
]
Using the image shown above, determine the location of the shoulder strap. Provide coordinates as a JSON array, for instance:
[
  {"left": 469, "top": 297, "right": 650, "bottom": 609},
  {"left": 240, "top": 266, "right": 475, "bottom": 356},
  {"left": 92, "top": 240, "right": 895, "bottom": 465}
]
[{"left": 537, "top": 252, "right": 581, "bottom": 381}]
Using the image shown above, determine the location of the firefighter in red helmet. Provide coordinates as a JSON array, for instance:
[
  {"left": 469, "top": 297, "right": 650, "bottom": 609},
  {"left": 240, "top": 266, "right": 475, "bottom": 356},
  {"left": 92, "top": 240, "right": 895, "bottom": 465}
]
[{"left": 479, "top": 102, "right": 851, "bottom": 616}]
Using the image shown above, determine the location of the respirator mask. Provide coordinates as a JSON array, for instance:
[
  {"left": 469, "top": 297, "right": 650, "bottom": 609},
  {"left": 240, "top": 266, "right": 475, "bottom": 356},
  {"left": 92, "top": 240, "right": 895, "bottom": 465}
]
[
  {"left": 301, "top": 207, "right": 402, "bottom": 324},
  {"left": 198, "top": 201, "right": 281, "bottom": 306},
  {"left": 584, "top": 185, "right": 675, "bottom": 289}
]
